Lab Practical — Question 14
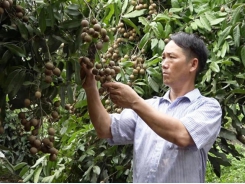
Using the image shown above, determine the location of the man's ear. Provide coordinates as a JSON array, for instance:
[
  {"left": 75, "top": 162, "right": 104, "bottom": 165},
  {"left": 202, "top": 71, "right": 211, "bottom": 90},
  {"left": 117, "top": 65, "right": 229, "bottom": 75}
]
[{"left": 190, "top": 58, "right": 198, "bottom": 73}]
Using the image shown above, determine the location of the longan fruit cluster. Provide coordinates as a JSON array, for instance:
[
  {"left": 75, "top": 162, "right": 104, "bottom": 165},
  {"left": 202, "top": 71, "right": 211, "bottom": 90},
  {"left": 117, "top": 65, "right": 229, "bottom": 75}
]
[
  {"left": 19, "top": 95, "right": 61, "bottom": 161},
  {"left": 44, "top": 61, "right": 61, "bottom": 84},
  {"left": 0, "top": 0, "right": 29, "bottom": 23},
  {"left": 28, "top": 127, "right": 58, "bottom": 161}
]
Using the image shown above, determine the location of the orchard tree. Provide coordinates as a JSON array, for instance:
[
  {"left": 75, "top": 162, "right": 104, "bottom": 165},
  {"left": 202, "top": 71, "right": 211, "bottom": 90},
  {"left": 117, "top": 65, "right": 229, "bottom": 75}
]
[{"left": 0, "top": 0, "right": 245, "bottom": 182}]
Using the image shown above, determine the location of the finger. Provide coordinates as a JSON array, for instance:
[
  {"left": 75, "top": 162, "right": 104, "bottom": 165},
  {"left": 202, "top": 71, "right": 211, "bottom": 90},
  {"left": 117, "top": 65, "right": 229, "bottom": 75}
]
[{"left": 102, "top": 81, "right": 118, "bottom": 89}]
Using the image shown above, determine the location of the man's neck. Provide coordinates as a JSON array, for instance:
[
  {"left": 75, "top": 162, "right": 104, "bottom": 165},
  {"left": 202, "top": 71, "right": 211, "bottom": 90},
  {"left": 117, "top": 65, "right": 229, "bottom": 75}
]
[{"left": 169, "top": 85, "right": 195, "bottom": 101}]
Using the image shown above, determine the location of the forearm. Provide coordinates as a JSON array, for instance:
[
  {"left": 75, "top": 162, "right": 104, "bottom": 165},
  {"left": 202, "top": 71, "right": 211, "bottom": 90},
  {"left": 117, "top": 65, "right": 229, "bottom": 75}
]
[
  {"left": 85, "top": 87, "right": 112, "bottom": 139},
  {"left": 131, "top": 97, "right": 194, "bottom": 147}
]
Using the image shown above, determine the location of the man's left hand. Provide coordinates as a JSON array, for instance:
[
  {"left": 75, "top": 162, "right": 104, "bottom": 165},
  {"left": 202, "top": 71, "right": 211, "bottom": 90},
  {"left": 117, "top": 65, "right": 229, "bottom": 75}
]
[{"left": 102, "top": 82, "right": 140, "bottom": 109}]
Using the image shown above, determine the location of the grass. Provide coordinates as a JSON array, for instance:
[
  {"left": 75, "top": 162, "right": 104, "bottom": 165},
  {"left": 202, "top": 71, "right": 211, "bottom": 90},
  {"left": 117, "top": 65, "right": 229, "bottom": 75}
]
[{"left": 206, "top": 143, "right": 245, "bottom": 183}]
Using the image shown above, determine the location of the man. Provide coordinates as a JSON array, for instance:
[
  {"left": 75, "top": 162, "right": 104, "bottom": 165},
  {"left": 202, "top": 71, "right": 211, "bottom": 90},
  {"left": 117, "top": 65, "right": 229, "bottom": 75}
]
[{"left": 81, "top": 32, "right": 222, "bottom": 182}]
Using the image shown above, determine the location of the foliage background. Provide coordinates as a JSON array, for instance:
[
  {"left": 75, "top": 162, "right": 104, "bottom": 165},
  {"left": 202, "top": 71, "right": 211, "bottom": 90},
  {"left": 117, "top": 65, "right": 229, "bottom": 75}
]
[{"left": 0, "top": 0, "right": 245, "bottom": 182}]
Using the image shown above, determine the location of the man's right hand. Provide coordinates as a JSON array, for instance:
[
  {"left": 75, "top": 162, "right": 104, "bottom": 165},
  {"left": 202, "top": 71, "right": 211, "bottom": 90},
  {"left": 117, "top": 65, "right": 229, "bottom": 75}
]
[{"left": 80, "top": 63, "right": 97, "bottom": 91}]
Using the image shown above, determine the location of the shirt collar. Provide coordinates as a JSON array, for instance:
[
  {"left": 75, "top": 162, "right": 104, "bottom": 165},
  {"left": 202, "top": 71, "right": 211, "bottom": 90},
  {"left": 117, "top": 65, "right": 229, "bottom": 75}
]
[{"left": 162, "top": 88, "right": 201, "bottom": 103}]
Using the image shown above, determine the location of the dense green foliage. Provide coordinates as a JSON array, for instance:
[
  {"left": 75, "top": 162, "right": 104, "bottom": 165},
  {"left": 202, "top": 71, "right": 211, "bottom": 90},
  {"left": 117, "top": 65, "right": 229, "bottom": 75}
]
[{"left": 0, "top": 0, "right": 245, "bottom": 182}]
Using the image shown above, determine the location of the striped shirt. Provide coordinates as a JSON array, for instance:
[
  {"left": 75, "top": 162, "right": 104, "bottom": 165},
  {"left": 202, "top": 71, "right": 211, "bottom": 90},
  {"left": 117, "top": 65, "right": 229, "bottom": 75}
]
[{"left": 108, "top": 88, "right": 222, "bottom": 182}]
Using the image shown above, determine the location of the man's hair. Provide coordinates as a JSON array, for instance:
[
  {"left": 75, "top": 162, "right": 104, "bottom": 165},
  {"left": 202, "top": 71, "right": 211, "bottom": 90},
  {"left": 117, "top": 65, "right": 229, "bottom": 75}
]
[{"left": 170, "top": 32, "right": 209, "bottom": 75}]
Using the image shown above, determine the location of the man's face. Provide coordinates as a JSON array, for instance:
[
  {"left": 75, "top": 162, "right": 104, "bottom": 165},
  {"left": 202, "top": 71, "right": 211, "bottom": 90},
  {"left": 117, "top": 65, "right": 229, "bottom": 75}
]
[{"left": 161, "top": 40, "right": 194, "bottom": 88}]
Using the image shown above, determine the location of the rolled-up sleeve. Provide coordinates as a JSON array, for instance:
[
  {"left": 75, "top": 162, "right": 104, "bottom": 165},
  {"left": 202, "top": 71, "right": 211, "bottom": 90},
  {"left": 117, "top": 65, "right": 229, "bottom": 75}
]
[
  {"left": 107, "top": 108, "right": 138, "bottom": 145},
  {"left": 181, "top": 98, "right": 222, "bottom": 150}
]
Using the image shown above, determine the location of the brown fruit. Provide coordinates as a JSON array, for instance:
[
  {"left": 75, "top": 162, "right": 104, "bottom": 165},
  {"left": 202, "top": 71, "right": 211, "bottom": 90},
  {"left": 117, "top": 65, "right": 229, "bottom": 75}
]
[
  {"left": 49, "top": 147, "right": 58, "bottom": 155},
  {"left": 92, "top": 68, "right": 99, "bottom": 75},
  {"left": 0, "top": 7, "right": 4, "bottom": 15},
  {"left": 109, "top": 60, "right": 115, "bottom": 67},
  {"left": 164, "top": 38, "right": 169, "bottom": 43},
  {"left": 106, "top": 75, "right": 112, "bottom": 81},
  {"left": 104, "top": 68, "right": 111, "bottom": 75},
  {"left": 220, "top": 6, "right": 225, "bottom": 12},
  {"left": 49, "top": 154, "right": 57, "bottom": 161},
  {"left": 96, "top": 42, "right": 103, "bottom": 50},
  {"left": 21, "top": 119, "right": 28, "bottom": 126},
  {"left": 15, "top": 5, "right": 23, "bottom": 12},
  {"left": 35, "top": 91, "right": 41, "bottom": 98},
  {"left": 24, "top": 122, "right": 31, "bottom": 132},
  {"left": 32, "top": 129, "right": 39, "bottom": 136},
  {"left": 31, "top": 118, "right": 39, "bottom": 127},
  {"left": 103, "top": 35, "right": 110, "bottom": 42},
  {"left": 0, "top": 126, "right": 4, "bottom": 134},
  {"left": 100, "top": 28, "right": 107, "bottom": 37},
  {"left": 88, "top": 28, "right": 95, "bottom": 35},
  {"left": 81, "top": 19, "right": 89, "bottom": 27},
  {"left": 42, "top": 138, "right": 50, "bottom": 146},
  {"left": 41, "top": 145, "right": 49, "bottom": 153},
  {"left": 93, "top": 24, "right": 101, "bottom": 32},
  {"left": 139, "top": 68, "right": 145, "bottom": 74},
  {"left": 49, "top": 136, "right": 55, "bottom": 142},
  {"left": 22, "top": 16, "right": 29, "bottom": 22},
  {"left": 30, "top": 147, "right": 38, "bottom": 155},
  {"left": 45, "top": 69, "right": 53, "bottom": 75},
  {"left": 91, "top": 18, "right": 98, "bottom": 24},
  {"left": 24, "top": 98, "right": 31, "bottom": 107},
  {"left": 54, "top": 101, "right": 60, "bottom": 107},
  {"left": 48, "top": 127, "right": 55, "bottom": 135},
  {"left": 92, "top": 31, "right": 100, "bottom": 38},
  {"left": 51, "top": 111, "right": 59, "bottom": 119},
  {"left": 28, "top": 135, "right": 36, "bottom": 143},
  {"left": 33, "top": 139, "right": 42, "bottom": 148},
  {"left": 8, "top": 0, "right": 13, "bottom": 6},
  {"left": 18, "top": 112, "right": 25, "bottom": 119},
  {"left": 53, "top": 67, "right": 61, "bottom": 76},
  {"left": 44, "top": 75, "right": 52, "bottom": 83},
  {"left": 84, "top": 34, "right": 92, "bottom": 42},
  {"left": 16, "top": 12, "right": 23, "bottom": 18},
  {"left": 113, "top": 66, "right": 121, "bottom": 74},
  {"left": 2, "top": 0, "right": 10, "bottom": 9},
  {"left": 65, "top": 104, "right": 71, "bottom": 110},
  {"left": 45, "top": 62, "right": 55, "bottom": 70}
]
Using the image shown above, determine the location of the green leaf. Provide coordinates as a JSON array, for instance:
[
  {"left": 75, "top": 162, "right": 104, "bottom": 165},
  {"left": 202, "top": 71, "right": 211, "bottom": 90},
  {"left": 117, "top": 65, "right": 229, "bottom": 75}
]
[
  {"left": 4, "top": 44, "right": 26, "bottom": 57},
  {"left": 154, "top": 13, "right": 171, "bottom": 22},
  {"left": 133, "top": 86, "right": 144, "bottom": 95},
  {"left": 233, "top": 25, "right": 240, "bottom": 47},
  {"left": 39, "top": 8, "right": 47, "bottom": 33},
  {"left": 41, "top": 175, "right": 55, "bottom": 183},
  {"left": 219, "top": 128, "right": 237, "bottom": 140},
  {"left": 5, "top": 68, "right": 26, "bottom": 96},
  {"left": 0, "top": 50, "right": 11, "bottom": 65},
  {"left": 200, "top": 15, "right": 211, "bottom": 31},
  {"left": 151, "top": 38, "right": 158, "bottom": 49},
  {"left": 74, "top": 60, "right": 81, "bottom": 85},
  {"left": 93, "top": 166, "right": 101, "bottom": 175},
  {"left": 103, "top": 4, "right": 114, "bottom": 25},
  {"left": 33, "top": 166, "right": 42, "bottom": 183},
  {"left": 47, "top": 5, "right": 55, "bottom": 27},
  {"left": 218, "top": 26, "right": 232, "bottom": 47},
  {"left": 59, "top": 19, "right": 81, "bottom": 29},
  {"left": 210, "top": 18, "right": 226, "bottom": 26},
  {"left": 14, "top": 162, "right": 28, "bottom": 171},
  {"left": 67, "top": 84, "right": 74, "bottom": 104},
  {"left": 169, "top": 8, "right": 183, "bottom": 13},
  {"left": 148, "top": 76, "right": 159, "bottom": 92},
  {"left": 241, "top": 46, "right": 245, "bottom": 68},
  {"left": 122, "top": 9, "right": 147, "bottom": 18},
  {"left": 139, "top": 32, "right": 150, "bottom": 49},
  {"left": 188, "top": 0, "right": 193, "bottom": 13},
  {"left": 31, "top": 155, "right": 47, "bottom": 168},
  {"left": 231, "top": 5, "right": 242, "bottom": 25},
  {"left": 15, "top": 19, "right": 29, "bottom": 40},
  {"left": 121, "top": 0, "right": 128, "bottom": 14},
  {"left": 231, "top": 89, "right": 245, "bottom": 94},
  {"left": 122, "top": 18, "right": 140, "bottom": 35},
  {"left": 139, "top": 17, "right": 150, "bottom": 26},
  {"left": 209, "top": 62, "right": 220, "bottom": 72},
  {"left": 19, "top": 165, "right": 29, "bottom": 177}
]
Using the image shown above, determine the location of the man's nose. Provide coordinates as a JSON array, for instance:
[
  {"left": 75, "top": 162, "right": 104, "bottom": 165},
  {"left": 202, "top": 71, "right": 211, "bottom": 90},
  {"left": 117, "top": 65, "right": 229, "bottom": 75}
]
[{"left": 161, "top": 60, "right": 168, "bottom": 69}]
